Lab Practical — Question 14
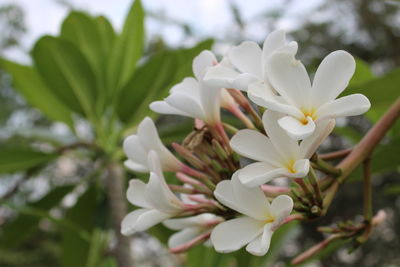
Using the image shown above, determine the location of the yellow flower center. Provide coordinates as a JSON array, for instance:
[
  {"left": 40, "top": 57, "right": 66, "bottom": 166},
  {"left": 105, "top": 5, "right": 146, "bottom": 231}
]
[
  {"left": 300, "top": 108, "right": 317, "bottom": 125},
  {"left": 265, "top": 215, "right": 275, "bottom": 224},
  {"left": 284, "top": 159, "right": 297, "bottom": 174}
]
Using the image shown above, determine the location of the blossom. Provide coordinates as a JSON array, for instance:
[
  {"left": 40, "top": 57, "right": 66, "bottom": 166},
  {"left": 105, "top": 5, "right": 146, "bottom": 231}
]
[
  {"left": 121, "top": 151, "right": 186, "bottom": 236},
  {"left": 210, "top": 172, "right": 293, "bottom": 256},
  {"left": 251, "top": 50, "right": 370, "bottom": 140},
  {"left": 204, "top": 29, "right": 297, "bottom": 91},
  {"left": 230, "top": 110, "right": 335, "bottom": 187},
  {"left": 163, "top": 213, "right": 224, "bottom": 249},
  {"left": 123, "top": 117, "right": 182, "bottom": 172},
  {"left": 149, "top": 50, "right": 236, "bottom": 125}
]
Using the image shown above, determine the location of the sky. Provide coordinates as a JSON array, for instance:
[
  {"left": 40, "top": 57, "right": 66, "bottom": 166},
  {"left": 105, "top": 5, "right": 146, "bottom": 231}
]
[{"left": 0, "top": 0, "right": 323, "bottom": 63}]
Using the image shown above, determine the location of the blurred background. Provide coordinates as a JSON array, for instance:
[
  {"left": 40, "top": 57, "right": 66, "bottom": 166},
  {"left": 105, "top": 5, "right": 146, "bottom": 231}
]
[{"left": 0, "top": 0, "right": 399, "bottom": 266}]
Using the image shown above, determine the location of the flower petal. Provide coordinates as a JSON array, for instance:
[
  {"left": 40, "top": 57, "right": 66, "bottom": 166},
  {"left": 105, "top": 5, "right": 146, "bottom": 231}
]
[
  {"left": 229, "top": 41, "right": 263, "bottom": 79},
  {"left": 134, "top": 209, "right": 172, "bottom": 232},
  {"left": 238, "top": 162, "right": 288, "bottom": 187},
  {"left": 230, "top": 129, "right": 280, "bottom": 164},
  {"left": 277, "top": 115, "right": 316, "bottom": 140},
  {"left": 286, "top": 159, "right": 310, "bottom": 179},
  {"left": 193, "top": 50, "right": 217, "bottom": 80},
  {"left": 263, "top": 111, "right": 300, "bottom": 159},
  {"left": 211, "top": 216, "right": 264, "bottom": 253},
  {"left": 270, "top": 195, "right": 293, "bottom": 223},
  {"left": 246, "top": 224, "right": 273, "bottom": 256},
  {"left": 204, "top": 64, "right": 240, "bottom": 89},
  {"left": 299, "top": 119, "right": 335, "bottom": 158},
  {"left": 214, "top": 172, "right": 270, "bottom": 220},
  {"left": 311, "top": 50, "right": 356, "bottom": 106},
  {"left": 168, "top": 228, "right": 204, "bottom": 248},
  {"left": 124, "top": 159, "right": 148, "bottom": 173},
  {"left": 267, "top": 52, "right": 311, "bottom": 108},
  {"left": 315, "top": 94, "right": 371, "bottom": 120},
  {"left": 121, "top": 209, "right": 148, "bottom": 235},
  {"left": 127, "top": 179, "right": 150, "bottom": 208},
  {"left": 149, "top": 101, "right": 191, "bottom": 117},
  {"left": 199, "top": 82, "right": 220, "bottom": 124},
  {"left": 123, "top": 135, "right": 147, "bottom": 167},
  {"left": 165, "top": 93, "right": 204, "bottom": 119},
  {"left": 248, "top": 83, "right": 304, "bottom": 118},
  {"left": 163, "top": 213, "right": 221, "bottom": 230}
]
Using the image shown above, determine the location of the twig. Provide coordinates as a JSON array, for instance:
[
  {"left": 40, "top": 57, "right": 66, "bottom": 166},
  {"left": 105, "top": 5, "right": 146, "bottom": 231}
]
[
  {"left": 318, "top": 149, "right": 352, "bottom": 160},
  {"left": 363, "top": 158, "right": 372, "bottom": 222}
]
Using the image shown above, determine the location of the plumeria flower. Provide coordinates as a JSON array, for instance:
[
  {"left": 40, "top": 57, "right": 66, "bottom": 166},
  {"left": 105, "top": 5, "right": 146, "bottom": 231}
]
[
  {"left": 204, "top": 29, "right": 297, "bottom": 91},
  {"left": 121, "top": 151, "right": 186, "bottom": 236},
  {"left": 252, "top": 50, "right": 371, "bottom": 140},
  {"left": 211, "top": 172, "right": 293, "bottom": 256},
  {"left": 150, "top": 50, "right": 236, "bottom": 125},
  {"left": 230, "top": 110, "right": 335, "bottom": 187},
  {"left": 123, "top": 117, "right": 183, "bottom": 172},
  {"left": 163, "top": 213, "right": 224, "bottom": 250}
]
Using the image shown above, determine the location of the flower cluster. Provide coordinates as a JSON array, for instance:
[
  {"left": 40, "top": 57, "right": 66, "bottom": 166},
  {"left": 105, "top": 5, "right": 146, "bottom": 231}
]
[{"left": 121, "top": 30, "right": 370, "bottom": 256}]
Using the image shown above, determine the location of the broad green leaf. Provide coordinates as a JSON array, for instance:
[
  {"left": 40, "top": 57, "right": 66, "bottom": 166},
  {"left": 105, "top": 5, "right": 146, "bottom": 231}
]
[
  {"left": 32, "top": 36, "right": 97, "bottom": 118},
  {"left": 116, "top": 50, "right": 177, "bottom": 124},
  {"left": 95, "top": 16, "right": 116, "bottom": 57},
  {"left": 0, "top": 59, "right": 73, "bottom": 126},
  {"left": 61, "top": 185, "right": 99, "bottom": 267},
  {"left": 348, "top": 58, "right": 374, "bottom": 87},
  {"left": 0, "top": 146, "right": 56, "bottom": 174},
  {"left": 344, "top": 68, "right": 400, "bottom": 122},
  {"left": 107, "top": 0, "right": 144, "bottom": 93},
  {"left": 0, "top": 185, "right": 74, "bottom": 248}
]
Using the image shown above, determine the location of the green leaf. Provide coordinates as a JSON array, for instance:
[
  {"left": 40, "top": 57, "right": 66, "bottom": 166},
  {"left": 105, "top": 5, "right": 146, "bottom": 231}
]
[
  {"left": 344, "top": 68, "right": 400, "bottom": 122},
  {"left": 0, "top": 59, "right": 73, "bottom": 126},
  {"left": 95, "top": 16, "right": 116, "bottom": 57},
  {"left": 116, "top": 50, "right": 177, "bottom": 124},
  {"left": 0, "top": 146, "right": 56, "bottom": 174},
  {"left": 107, "top": 0, "right": 144, "bottom": 93},
  {"left": 32, "top": 36, "right": 97, "bottom": 118},
  {"left": 0, "top": 185, "right": 74, "bottom": 248},
  {"left": 61, "top": 185, "right": 100, "bottom": 267}
]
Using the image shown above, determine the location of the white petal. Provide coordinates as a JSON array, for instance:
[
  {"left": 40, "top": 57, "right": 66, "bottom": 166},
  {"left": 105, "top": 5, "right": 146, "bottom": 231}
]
[
  {"left": 127, "top": 179, "right": 150, "bottom": 208},
  {"left": 149, "top": 101, "right": 191, "bottom": 117},
  {"left": 204, "top": 64, "right": 240, "bottom": 89},
  {"left": 299, "top": 119, "right": 336, "bottom": 158},
  {"left": 199, "top": 82, "right": 220, "bottom": 124},
  {"left": 123, "top": 135, "right": 148, "bottom": 167},
  {"left": 231, "top": 172, "right": 271, "bottom": 220},
  {"left": 163, "top": 213, "right": 221, "bottom": 230},
  {"left": 278, "top": 115, "right": 316, "bottom": 140},
  {"left": 238, "top": 162, "right": 288, "bottom": 187},
  {"left": 270, "top": 195, "right": 294, "bottom": 223},
  {"left": 121, "top": 209, "right": 148, "bottom": 235},
  {"left": 230, "top": 129, "right": 281, "bottom": 164},
  {"left": 229, "top": 41, "right": 263, "bottom": 79},
  {"left": 311, "top": 50, "right": 356, "bottom": 105},
  {"left": 124, "top": 159, "right": 148, "bottom": 173},
  {"left": 315, "top": 94, "right": 371, "bottom": 120},
  {"left": 246, "top": 224, "right": 273, "bottom": 256},
  {"left": 262, "top": 30, "right": 287, "bottom": 61},
  {"left": 170, "top": 77, "right": 200, "bottom": 97},
  {"left": 248, "top": 83, "right": 304, "bottom": 118},
  {"left": 137, "top": 118, "right": 181, "bottom": 171},
  {"left": 232, "top": 73, "right": 260, "bottom": 91},
  {"left": 214, "top": 172, "right": 270, "bottom": 220},
  {"left": 286, "top": 159, "right": 310, "bottom": 179},
  {"left": 267, "top": 52, "right": 311, "bottom": 108},
  {"left": 165, "top": 93, "right": 204, "bottom": 119},
  {"left": 211, "top": 216, "right": 264, "bottom": 253},
  {"left": 193, "top": 50, "right": 217, "bottom": 80},
  {"left": 134, "top": 209, "right": 172, "bottom": 232},
  {"left": 168, "top": 228, "right": 203, "bottom": 248},
  {"left": 263, "top": 111, "right": 300, "bottom": 159}
]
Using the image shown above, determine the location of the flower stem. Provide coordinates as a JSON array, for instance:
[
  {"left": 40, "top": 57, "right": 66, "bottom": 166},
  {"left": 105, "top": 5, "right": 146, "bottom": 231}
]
[
  {"left": 318, "top": 148, "right": 352, "bottom": 161},
  {"left": 308, "top": 167, "right": 323, "bottom": 207},
  {"left": 311, "top": 158, "right": 342, "bottom": 176},
  {"left": 169, "top": 231, "right": 212, "bottom": 254},
  {"left": 227, "top": 104, "right": 256, "bottom": 129}
]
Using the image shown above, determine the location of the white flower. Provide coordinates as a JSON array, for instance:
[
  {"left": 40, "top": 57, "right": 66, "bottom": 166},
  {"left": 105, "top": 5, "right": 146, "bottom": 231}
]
[
  {"left": 149, "top": 50, "right": 235, "bottom": 125},
  {"left": 210, "top": 172, "right": 293, "bottom": 256},
  {"left": 163, "top": 213, "right": 224, "bottom": 249},
  {"left": 230, "top": 110, "right": 335, "bottom": 187},
  {"left": 121, "top": 151, "right": 186, "bottom": 236},
  {"left": 204, "top": 30, "right": 297, "bottom": 91},
  {"left": 252, "top": 50, "right": 370, "bottom": 140},
  {"left": 123, "top": 117, "right": 182, "bottom": 172}
]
